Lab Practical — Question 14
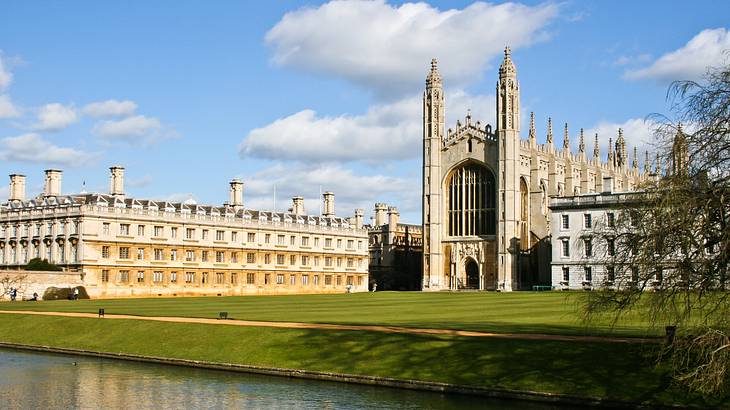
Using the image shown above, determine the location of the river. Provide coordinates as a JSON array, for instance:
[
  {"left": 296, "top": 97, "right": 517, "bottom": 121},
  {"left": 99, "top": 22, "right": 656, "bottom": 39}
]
[{"left": 0, "top": 348, "right": 570, "bottom": 409}]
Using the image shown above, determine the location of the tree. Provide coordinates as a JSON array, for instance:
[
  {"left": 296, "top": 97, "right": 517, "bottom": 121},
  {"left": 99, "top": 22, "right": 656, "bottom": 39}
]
[
  {"left": 24, "top": 258, "right": 63, "bottom": 271},
  {"left": 0, "top": 273, "right": 28, "bottom": 298},
  {"left": 582, "top": 58, "right": 730, "bottom": 396}
]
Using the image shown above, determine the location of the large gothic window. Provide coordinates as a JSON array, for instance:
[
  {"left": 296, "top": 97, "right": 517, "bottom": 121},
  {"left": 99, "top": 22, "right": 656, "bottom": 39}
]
[{"left": 447, "top": 164, "right": 496, "bottom": 236}]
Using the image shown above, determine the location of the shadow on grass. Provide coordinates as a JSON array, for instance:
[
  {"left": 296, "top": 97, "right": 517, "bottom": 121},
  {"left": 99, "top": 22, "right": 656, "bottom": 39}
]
[{"left": 277, "top": 329, "right": 721, "bottom": 408}]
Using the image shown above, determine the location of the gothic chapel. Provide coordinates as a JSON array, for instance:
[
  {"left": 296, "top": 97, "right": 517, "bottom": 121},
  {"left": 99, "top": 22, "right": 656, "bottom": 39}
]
[{"left": 422, "top": 47, "right": 648, "bottom": 291}]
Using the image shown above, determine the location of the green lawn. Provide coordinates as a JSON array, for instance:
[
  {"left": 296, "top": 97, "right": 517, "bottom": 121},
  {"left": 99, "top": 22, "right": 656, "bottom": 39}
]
[
  {"left": 1, "top": 313, "right": 719, "bottom": 407},
  {"left": 0, "top": 292, "right": 656, "bottom": 337}
]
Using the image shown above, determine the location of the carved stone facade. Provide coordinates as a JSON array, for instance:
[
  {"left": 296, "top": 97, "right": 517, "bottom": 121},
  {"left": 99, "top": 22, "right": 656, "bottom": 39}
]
[{"left": 422, "top": 48, "right": 649, "bottom": 291}]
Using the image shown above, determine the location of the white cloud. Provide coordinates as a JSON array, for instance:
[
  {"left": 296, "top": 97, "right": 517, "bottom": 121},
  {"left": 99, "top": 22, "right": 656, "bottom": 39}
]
[
  {"left": 241, "top": 162, "right": 420, "bottom": 221},
  {"left": 240, "top": 89, "right": 494, "bottom": 163},
  {"left": 93, "top": 115, "right": 174, "bottom": 144},
  {"left": 625, "top": 28, "right": 730, "bottom": 81},
  {"left": 0, "top": 185, "right": 8, "bottom": 203},
  {"left": 33, "top": 103, "right": 78, "bottom": 131},
  {"left": 0, "top": 133, "right": 96, "bottom": 166},
  {"left": 0, "top": 52, "right": 12, "bottom": 91},
  {"left": 0, "top": 94, "right": 20, "bottom": 118},
  {"left": 82, "top": 99, "right": 137, "bottom": 118},
  {"left": 163, "top": 193, "right": 197, "bottom": 203},
  {"left": 266, "top": 0, "right": 559, "bottom": 96}
]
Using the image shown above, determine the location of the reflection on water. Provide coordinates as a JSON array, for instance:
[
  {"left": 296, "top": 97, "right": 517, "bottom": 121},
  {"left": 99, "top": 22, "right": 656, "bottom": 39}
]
[{"left": 0, "top": 348, "right": 568, "bottom": 409}]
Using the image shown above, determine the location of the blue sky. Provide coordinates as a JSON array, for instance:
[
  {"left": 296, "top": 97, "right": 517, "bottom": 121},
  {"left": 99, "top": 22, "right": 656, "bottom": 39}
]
[{"left": 1, "top": 0, "right": 729, "bottom": 223}]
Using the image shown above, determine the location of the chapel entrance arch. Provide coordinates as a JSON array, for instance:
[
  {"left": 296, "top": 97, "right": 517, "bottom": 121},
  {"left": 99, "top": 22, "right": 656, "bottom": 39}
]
[{"left": 465, "top": 259, "right": 479, "bottom": 289}]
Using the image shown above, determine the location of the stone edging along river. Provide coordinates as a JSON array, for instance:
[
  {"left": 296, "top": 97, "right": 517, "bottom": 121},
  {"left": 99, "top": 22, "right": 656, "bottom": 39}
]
[{"left": 0, "top": 342, "right": 684, "bottom": 409}]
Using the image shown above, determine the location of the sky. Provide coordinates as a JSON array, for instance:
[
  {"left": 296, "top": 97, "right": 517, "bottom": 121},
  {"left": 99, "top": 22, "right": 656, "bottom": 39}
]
[{"left": 1, "top": 0, "right": 729, "bottom": 224}]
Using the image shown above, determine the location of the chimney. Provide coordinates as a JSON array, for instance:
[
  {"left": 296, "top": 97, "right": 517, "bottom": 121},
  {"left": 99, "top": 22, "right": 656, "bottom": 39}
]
[
  {"left": 602, "top": 176, "right": 614, "bottom": 194},
  {"left": 43, "top": 169, "right": 62, "bottom": 197},
  {"left": 374, "top": 203, "right": 387, "bottom": 227},
  {"left": 229, "top": 179, "right": 244, "bottom": 211},
  {"left": 292, "top": 196, "right": 305, "bottom": 216},
  {"left": 354, "top": 208, "right": 364, "bottom": 229},
  {"left": 9, "top": 174, "right": 26, "bottom": 201},
  {"left": 109, "top": 166, "right": 125, "bottom": 199},
  {"left": 322, "top": 192, "right": 335, "bottom": 217}
]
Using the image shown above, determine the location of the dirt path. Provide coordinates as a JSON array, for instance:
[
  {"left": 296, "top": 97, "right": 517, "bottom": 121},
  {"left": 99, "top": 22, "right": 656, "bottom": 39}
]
[{"left": 0, "top": 310, "right": 658, "bottom": 344}]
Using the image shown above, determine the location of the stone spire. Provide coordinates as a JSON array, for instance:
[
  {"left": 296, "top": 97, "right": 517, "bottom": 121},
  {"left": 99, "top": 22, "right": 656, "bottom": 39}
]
[
  {"left": 528, "top": 112, "right": 536, "bottom": 144},
  {"left": 608, "top": 137, "right": 614, "bottom": 166},
  {"left": 563, "top": 123, "right": 569, "bottom": 151},
  {"left": 426, "top": 58, "right": 442, "bottom": 88},
  {"left": 546, "top": 117, "right": 553, "bottom": 144},
  {"left": 632, "top": 146, "right": 638, "bottom": 170},
  {"left": 499, "top": 46, "right": 516, "bottom": 78},
  {"left": 672, "top": 122, "right": 689, "bottom": 176},
  {"left": 593, "top": 133, "right": 600, "bottom": 160},
  {"left": 655, "top": 152, "right": 661, "bottom": 175},
  {"left": 578, "top": 128, "right": 585, "bottom": 153},
  {"left": 644, "top": 150, "right": 650, "bottom": 173},
  {"left": 615, "top": 128, "right": 627, "bottom": 168}
]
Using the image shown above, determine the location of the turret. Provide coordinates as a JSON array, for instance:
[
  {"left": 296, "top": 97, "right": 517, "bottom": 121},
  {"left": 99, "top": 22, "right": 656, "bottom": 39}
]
[
  {"left": 374, "top": 203, "right": 388, "bottom": 227},
  {"left": 672, "top": 123, "right": 689, "bottom": 176},
  {"left": 644, "top": 150, "right": 651, "bottom": 174},
  {"left": 607, "top": 137, "right": 614, "bottom": 167},
  {"left": 562, "top": 123, "right": 569, "bottom": 152},
  {"left": 632, "top": 146, "right": 638, "bottom": 171},
  {"left": 593, "top": 133, "right": 600, "bottom": 161}
]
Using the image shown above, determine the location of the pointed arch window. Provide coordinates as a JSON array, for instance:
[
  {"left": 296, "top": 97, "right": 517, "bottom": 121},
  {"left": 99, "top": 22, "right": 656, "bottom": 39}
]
[{"left": 447, "top": 164, "right": 496, "bottom": 236}]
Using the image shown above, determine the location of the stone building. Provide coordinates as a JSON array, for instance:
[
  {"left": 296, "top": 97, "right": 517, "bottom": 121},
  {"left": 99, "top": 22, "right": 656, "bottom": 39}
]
[
  {"left": 367, "top": 203, "right": 423, "bottom": 290},
  {"left": 0, "top": 167, "right": 369, "bottom": 298},
  {"left": 548, "top": 178, "right": 644, "bottom": 290},
  {"left": 422, "top": 47, "right": 650, "bottom": 291}
]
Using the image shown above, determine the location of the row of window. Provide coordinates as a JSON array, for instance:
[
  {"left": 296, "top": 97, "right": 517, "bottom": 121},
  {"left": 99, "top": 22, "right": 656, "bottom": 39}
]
[
  {"left": 560, "top": 211, "right": 633, "bottom": 231},
  {"left": 104, "top": 223, "right": 364, "bottom": 249},
  {"left": 560, "top": 237, "right": 616, "bottom": 258},
  {"left": 561, "top": 266, "right": 662, "bottom": 284},
  {"left": 1, "top": 221, "right": 80, "bottom": 238},
  {"left": 101, "top": 269, "right": 365, "bottom": 287},
  {"left": 102, "top": 246, "right": 364, "bottom": 268},
  {"left": 0, "top": 243, "right": 78, "bottom": 264}
]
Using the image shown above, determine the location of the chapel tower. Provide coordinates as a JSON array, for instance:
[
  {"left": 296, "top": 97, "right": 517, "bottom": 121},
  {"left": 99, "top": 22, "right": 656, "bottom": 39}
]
[
  {"left": 422, "top": 59, "right": 445, "bottom": 289},
  {"left": 496, "top": 47, "right": 521, "bottom": 291}
]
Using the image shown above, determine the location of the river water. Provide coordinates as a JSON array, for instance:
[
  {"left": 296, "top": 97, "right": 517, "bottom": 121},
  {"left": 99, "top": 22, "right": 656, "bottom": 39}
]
[{"left": 0, "top": 348, "right": 570, "bottom": 409}]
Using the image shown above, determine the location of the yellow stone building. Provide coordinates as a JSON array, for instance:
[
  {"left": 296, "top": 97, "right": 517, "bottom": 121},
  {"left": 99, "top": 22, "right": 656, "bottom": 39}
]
[{"left": 0, "top": 167, "right": 369, "bottom": 298}]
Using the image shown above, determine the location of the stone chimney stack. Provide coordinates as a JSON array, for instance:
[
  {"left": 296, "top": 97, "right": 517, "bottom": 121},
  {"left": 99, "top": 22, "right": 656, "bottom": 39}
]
[
  {"left": 109, "top": 166, "right": 125, "bottom": 199},
  {"left": 43, "top": 169, "right": 62, "bottom": 197},
  {"left": 322, "top": 192, "right": 335, "bottom": 217},
  {"left": 229, "top": 179, "right": 244, "bottom": 211},
  {"left": 354, "top": 209, "right": 364, "bottom": 229},
  {"left": 374, "top": 203, "right": 387, "bottom": 227},
  {"left": 292, "top": 196, "right": 305, "bottom": 216},
  {"left": 602, "top": 176, "right": 614, "bottom": 194},
  {"left": 9, "top": 174, "right": 26, "bottom": 201}
]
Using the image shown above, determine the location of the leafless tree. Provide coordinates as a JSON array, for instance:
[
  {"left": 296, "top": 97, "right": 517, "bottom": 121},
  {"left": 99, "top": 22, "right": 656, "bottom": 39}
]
[{"left": 582, "top": 58, "right": 730, "bottom": 396}]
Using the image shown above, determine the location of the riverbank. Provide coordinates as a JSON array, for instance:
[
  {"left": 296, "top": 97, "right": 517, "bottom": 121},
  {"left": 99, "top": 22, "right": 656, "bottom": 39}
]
[{"left": 0, "top": 313, "right": 723, "bottom": 408}]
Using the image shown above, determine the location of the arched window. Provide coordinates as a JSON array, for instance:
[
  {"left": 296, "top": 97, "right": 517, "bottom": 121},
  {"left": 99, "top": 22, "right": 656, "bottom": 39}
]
[
  {"left": 447, "top": 163, "right": 496, "bottom": 236},
  {"left": 520, "top": 177, "right": 528, "bottom": 221}
]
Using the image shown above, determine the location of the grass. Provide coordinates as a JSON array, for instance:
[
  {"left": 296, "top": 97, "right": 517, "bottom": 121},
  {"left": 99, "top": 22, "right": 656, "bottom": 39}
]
[
  {"left": 0, "top": 292, "right": 657, "bottom": 337},
  {"left": 0, "top": 313, "right": 721, "bottom": 407}
]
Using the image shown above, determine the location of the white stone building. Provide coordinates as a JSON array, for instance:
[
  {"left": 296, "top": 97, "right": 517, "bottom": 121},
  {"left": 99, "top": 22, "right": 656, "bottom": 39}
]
[{"left": 548, "top": 178, "right": 644, "bottom": 290}]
